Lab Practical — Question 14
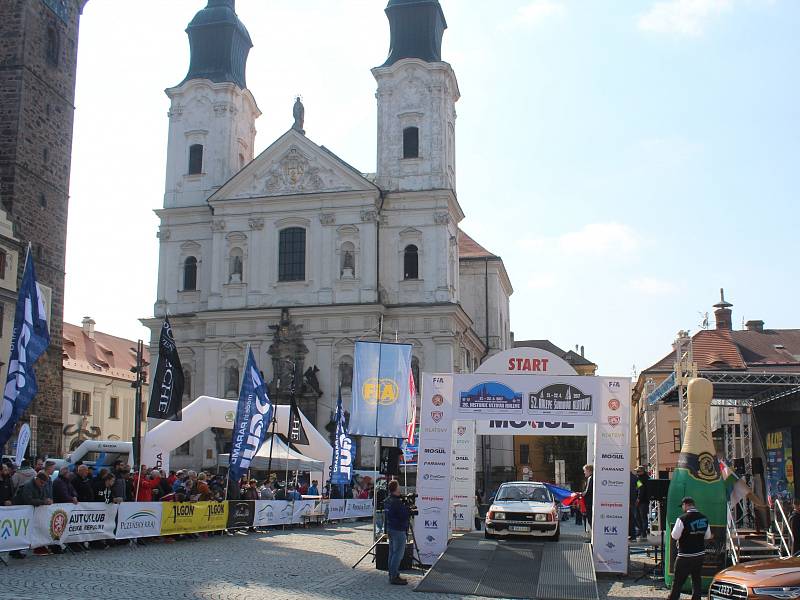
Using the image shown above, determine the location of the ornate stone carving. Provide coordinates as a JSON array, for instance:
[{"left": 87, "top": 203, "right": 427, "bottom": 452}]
[
  {"left": 319, "top": 213, "right": 335, "bottom": 225},
  {"left": 167, "top": 106, "right": 184, "bottom": 121},
  {"left": 211, "top": 220, "right": 226, "bottom": 232},
  {"left": 360, "top": 209, "right": 378, "bottom": 223},
  {"left": 248, "top": 217, "right": 264, "bottom": 230},
  {"left": 157, "top": 228, "right": 171, "bottom": 240},
  {"left": 434, "top": 212, "right": 449, "bottom": 225},
  {"left": 261, "top": 147, "right": 329, "bottom": 195}
]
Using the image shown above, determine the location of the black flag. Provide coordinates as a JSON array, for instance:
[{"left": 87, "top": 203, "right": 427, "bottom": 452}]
[
  {"left": 147, "top": 317, "right": 184, "bottom": 421},
  {"left": 288, "top": 395, "right": 309, "bottom": 445}
]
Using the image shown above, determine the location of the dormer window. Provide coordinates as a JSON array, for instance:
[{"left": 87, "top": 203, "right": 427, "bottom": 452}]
[
  {"left": 188, "top": 144, "right": 203, "bottom": 175},
  {"left": 403, "top": 127, "right": 419, "bottom": 159}
]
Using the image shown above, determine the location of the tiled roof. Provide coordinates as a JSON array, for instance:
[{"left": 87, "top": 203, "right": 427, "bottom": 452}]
[
  {"left": 458, "top": 229, "right": 497, "bottom": 259},
  {"left": 644, "top": 327, "right": 800, "bottom": 373},
  {"left": 63, "top": 322, "right": 150, "bottom": 382}
]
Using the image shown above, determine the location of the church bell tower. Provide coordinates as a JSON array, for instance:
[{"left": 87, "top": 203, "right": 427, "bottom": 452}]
[{"left": 372, "top": 0, "right": 459, "bottom": 193}]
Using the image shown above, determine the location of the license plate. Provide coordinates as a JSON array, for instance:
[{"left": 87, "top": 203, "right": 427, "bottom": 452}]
[{"left": 509, "top": 526, "right": 529, "bottom": 532}]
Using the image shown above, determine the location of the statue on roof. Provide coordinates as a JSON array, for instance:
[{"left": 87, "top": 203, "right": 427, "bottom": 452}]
[{"left": 292, "top": 96, "right": 305, "bottom": 135}]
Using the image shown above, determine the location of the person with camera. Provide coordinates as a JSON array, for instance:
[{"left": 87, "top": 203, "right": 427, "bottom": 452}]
[{"left": 384, "top": 480, "right": 411, "bottom": 586}]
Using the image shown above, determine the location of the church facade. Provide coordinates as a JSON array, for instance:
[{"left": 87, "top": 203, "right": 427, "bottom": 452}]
[{"left": 144, "top": 0, "right": 513, "bottom": 472}]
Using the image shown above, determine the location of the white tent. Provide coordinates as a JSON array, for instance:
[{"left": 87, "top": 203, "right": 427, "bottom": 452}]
[{"left": 217, "top": 434, "right": 323, "bottom": 473}]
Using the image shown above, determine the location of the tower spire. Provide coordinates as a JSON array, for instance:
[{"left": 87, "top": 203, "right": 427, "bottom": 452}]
[{"left": 382, "top": 0, "right": 447, "bottom": 67}]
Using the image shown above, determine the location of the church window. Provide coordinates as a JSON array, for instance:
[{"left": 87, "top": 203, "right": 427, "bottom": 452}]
[
  {"left": 278, "top": 227, "right": 305, "bottom": 282},
  {"left": 403, "top": 127, "right": 419, "bottom": 159},
  {"left": 229, "top": 247, "right": 244, "bottom": 283},
  {"left": 183, "top": 256, "right": 198, "bottom": 291},
  {"left": 403, "top": 245, "right": 419, "bottom": 280},
  {"left": 188, "top": 144, "right": 204, "bottom": 175},
  {"left": 45, "top": 26, "right": 60, "bottom": 67}
]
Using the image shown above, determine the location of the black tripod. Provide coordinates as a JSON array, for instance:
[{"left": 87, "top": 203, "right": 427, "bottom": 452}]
[
  {"left": 351, "top": 514, "right": 424, "bottom": 570},
  {"left": 635, "top": 499, "right": 666, "bottom": 584}
]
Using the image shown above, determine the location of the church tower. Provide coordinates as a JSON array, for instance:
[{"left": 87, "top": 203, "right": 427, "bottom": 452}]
[
  {"left": 372, "top": 0, "right": 459, "bottom": 192},
  {"left": 163, "top": 0, "right": 260, "bottom": 208}
]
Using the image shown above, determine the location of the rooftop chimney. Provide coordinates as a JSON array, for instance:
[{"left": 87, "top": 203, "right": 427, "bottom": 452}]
[
  {"left": 713, "top": 288, "right": 733, "bottom": 331},
  {"left": 745, "top": 320, "right": 764, "bottom": 333},
  {"left": 82, "top": 316, "right": 96, "bottom": 340}
]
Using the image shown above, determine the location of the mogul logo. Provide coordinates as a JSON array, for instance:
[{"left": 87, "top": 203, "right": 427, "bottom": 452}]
[
  {"left": 424, "top": 448, "right": 446, "bottom": 454},
  {"left": 0, "top": 516, "right": 29, "bottom": 539},
  {"left": 600, "top": 452, "right": 624, "bottom": 460},
  {"left": 171, "top": 503, "right": 195, "bottom": 523},
  {"left": 120, "top": 511, "right": 157, "bottom": 531},
  {"left": 488, "top": 420, "right": 577, "bottom": 430},
  {"left": 431, "top": 411, "right": 443, "bottom": 423},
  {"left": 363, "top": 378, "right": 399, "bottom": 406},
  {"left": 49, "top": 509, "right": 68, "bottom": 541}
]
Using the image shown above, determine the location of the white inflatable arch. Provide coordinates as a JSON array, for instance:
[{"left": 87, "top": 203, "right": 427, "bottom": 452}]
[{"left": 142, "top": 396, "right": 332, "bottom": 482}]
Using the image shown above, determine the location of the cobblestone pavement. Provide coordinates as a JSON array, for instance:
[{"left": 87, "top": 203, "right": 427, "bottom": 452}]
[{"left": 1, "top": 521, "right": 669, "bottom": 600}]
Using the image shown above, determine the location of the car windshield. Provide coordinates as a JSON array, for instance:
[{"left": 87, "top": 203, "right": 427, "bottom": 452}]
[{"left": 495, "top": 485, "right": 550, "bottom": 503}]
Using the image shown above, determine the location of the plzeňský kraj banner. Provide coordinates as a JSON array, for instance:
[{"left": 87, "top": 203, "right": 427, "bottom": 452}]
[
  {"left": 116, "top": 502, "right": 163, "bottom": 539},
  {"left": 30, "top": 502, "right": 118, "bottom": 547},
  {"left": 344, "top": 499, "right": 373, "bottom": 518},
  {"left": 253, "top": 501, "right": 294, "bottom": 527},
  {"left": 227, "top": 500, "right": 256, "bottom": 529},
  {"left": 0, "top": 505, "right": 33, "bottom": 551},
  {"left": 160, "top": 501, "right": 228, "bottom": 535},
  {"left": 350, "top": 341, "right": 412, "bottom": 437}
]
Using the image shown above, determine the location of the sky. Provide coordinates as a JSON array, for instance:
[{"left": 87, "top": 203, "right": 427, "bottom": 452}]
[{"left": 65, "top": 0, "right": 800, "bottom": 377}]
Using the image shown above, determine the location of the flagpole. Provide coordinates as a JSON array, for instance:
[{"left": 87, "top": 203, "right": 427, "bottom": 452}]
[{"left": 372, "top": 316, "right": 384, "bottom": 540}]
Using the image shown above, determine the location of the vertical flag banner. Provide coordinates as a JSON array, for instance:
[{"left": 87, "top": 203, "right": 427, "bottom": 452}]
[
  {"left": 147, "top": 316, "right": 185, "bottom": 421},
  {"left": 228, "top": 348, "right": 273, "bottom": 482},
  {"left": 0, "top": 250, "right": 51, "bottom": 449},
  {"left": 14, "top": 422, "right": 31, "bottom": 466},
  {"left": 331, "top": 386, "right": 355, "bottom": 485},
  {"left": 349, "top": 341, "right": 412, "bottom": 437},
  {"left": 406, "top": 369, "right": 417, "bottom": 444},
  {"left": 288, "top": 395, "right": 309, "bottom": 446}
]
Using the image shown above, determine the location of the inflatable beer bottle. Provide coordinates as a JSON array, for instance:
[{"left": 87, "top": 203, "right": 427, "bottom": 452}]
[{"left": 664, "top": 378, "right": 727, "bottom": 590}]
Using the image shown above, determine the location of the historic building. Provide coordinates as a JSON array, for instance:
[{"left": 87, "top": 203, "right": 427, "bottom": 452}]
[
  {"left": 0, "top": 0, "right": 88, "bottom": 456},
  {"left": 0, "top": 210, "right": 21, "bottom": 387},
  {"left": 61, "top": 318, "right": 150, "bottom": 453},
  {"left": 145, "top": 0, "right": 514, "bottom": 471}
]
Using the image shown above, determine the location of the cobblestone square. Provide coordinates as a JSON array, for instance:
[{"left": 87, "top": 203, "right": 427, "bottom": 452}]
[{"left": 1, "top": 521, "right": 671, "bottom": 600}]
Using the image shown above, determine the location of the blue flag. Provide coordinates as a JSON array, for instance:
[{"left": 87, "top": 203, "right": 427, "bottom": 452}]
[
  {"left": 350, "top": 341, "right": 412, "bottom": 437},
  {"left": 543, "top": 482, "right": 573, "bottom": 503},
  {"left": 0, "top": 251, "right": 50, "bottom": 449},
  {"left": 228, "top": 348, "right": 273, "bottom": 482},
  {"left": 331, "top": 386, "right": 355, "bottom": 485}
]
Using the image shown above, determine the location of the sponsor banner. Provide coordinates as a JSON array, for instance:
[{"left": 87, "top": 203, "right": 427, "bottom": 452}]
[
  {"left": 326, "top": 499, "right": 347, "bottom": 520},
  {"left": 292, "top": 500, "right": 315, "bottom": 524},
  {"left": 116, "top": 502, "right": 162, "bottom": 539},
  {"left": 227, "top": 500, "right": 256, "bottom": 529},
  {"left": 161, "top": 501, "right": 228, "bottom": 535},
  {"left": 414, "top": 497, "right": 449, "bottom": 566},
  {"left": 63, "top": 503, "right": 118, "bottom": 542},
  {"left": 420, "top": 374, "right": 453, "bottom": 433},
  {"left": 345, "top": 499, "right": 373, "bottom": 519},
  {"left": 0, "top": 505, "right": 33, "bottom": 551},
  {"left": 253, "top": 501, "right": 293, "bottom": 527},
  {"left": 451, "top": 421, "right": 476, "bottom": 531},
  {"left": 30, "top": 503, "right": 73, "bottom": 547},
  {"left": 475, "top": 419, "right": 588, "bottom": 436}
]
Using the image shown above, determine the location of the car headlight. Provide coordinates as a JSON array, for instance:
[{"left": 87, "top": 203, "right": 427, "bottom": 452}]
[
  {"left": 492, "top": 512, "right": 506, "bottom": 520},
  {"left": 535, "top": 514, "right": 546, "bottom": 522},
  {"left": 753, "top": 588, "right": 800, "bottom": 599}
]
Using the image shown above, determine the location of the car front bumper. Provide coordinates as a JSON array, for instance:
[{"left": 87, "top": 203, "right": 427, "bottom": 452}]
[{"left": 486, "top": 520, "right": 558, "bottom": 536}]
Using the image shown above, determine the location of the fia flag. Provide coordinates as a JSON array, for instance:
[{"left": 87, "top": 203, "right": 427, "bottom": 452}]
[
  {"left": 228, "top": 348, "right": 273, "bottom": 482},
  {"left": 331, "top": 386, "right": 355, "bottom": 485},
  {"left": 350, "top": 341, "right": 412, "bottom": 437},
  {"left": 406, "top": 369, "right": 416, "bottom": 445},
  {"left": 147, "top": 317, "right": 184, "bottom": 421},
  {"left": 0, "top": 250, "right": 50, "bottom": 449},
  {"left": 288, "top": 395, "right": 309, "bottom": 445}
]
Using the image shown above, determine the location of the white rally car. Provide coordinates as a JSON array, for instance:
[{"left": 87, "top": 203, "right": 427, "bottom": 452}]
[{"left": 485, "top": 482, "right": 560, "bottom": 541}]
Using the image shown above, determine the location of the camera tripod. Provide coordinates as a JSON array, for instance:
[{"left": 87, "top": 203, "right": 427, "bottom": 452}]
[{"left": 351, "top": 513, "right": 424, "bottom": 570}]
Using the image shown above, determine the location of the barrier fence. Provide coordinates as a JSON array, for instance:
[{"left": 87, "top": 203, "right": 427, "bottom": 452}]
[{"left": 0, "top": 499, "right": 374, "bottom": 552}]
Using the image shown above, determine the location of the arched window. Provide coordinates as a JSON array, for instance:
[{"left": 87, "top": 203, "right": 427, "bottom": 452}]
[
  {"left": 225, "top": 361, "right": 240, "bottom": 397},
  {"left": 278, "top": 227, "right": 305, "bottom": 281},
  {"left": 0, "top": 250, "right": 6, "bottom": 280},
  {"left": 403, "top": 127, "right": 419, "bottom": 159},
  {"left": 340, "top": 241, "right": 355, "bottom": 278},
  {"left": 188, "top": 144, "right": 203, "bottom": 175},
  {"left": 229, "top": 247, "right": 244, "bottom": 283},
  {"left": 183, "top": 256, "right": 197, "bottom": 291},
  {"left": 338, "top": 357, "right": 353, "bottom": 389},
  {"left": 45, "top": 27, "right": 59, "bottom": 67},
  {"left": 403, "top": 244, "right": 419, "bottom": 280}
]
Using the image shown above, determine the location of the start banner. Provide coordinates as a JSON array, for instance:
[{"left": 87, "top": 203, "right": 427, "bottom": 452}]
[
  {"left": 160, "top": 501, "right": 228, "bottom": 535},
  {"left": 0, "top": 505, "right": 33, "bottom": 551}
]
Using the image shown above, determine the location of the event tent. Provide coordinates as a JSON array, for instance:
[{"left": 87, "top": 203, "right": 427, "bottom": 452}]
[{"left": 217, "top": 434, "right": 324, "bottom": 474}]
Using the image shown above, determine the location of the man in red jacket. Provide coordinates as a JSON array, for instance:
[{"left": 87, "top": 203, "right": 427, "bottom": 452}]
[{"left": 133, "top": 468, "right": 157, "bottom": 502}]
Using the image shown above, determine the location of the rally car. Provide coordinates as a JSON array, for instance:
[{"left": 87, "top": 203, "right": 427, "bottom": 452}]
[{"left": 484, "top": 482, "right": 560, "bottom": 541}]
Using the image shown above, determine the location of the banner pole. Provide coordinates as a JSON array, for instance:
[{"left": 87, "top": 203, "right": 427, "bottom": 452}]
[{"left": 372, "top": 319, "right": 384, "bottom": 540}]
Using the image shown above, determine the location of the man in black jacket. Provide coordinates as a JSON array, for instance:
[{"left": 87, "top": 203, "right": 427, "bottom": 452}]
[
  {"left": 634, "top": 465, "right": 650, "bottom": 541},
  {"left": 384, "top": 480, "right": 411, "bottom": 586},
  {"left": 582, "top": 464, "right": 594, "bottom": 531},
  {"left": 53, "top": 467, "right": 78, "bottom": 504},
  {"left": 668, "top": 497, "right": 711, "bottom": 600},
  {"left": 73, "top": 465, "right": 95, "bottom": 503}
]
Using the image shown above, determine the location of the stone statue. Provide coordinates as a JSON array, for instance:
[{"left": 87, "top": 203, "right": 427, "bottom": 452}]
[
  {"left": 230, "top": 253, "right": 243, "bottom": 282},
  {"left": 304, "top": 365, "right": 322, "bottom": 397},
  {"left": 343, "top": 250, "right": 354, "bottom": 270},
  {"left": 292, "top": 96, "right": 305, "bottom": 134}
]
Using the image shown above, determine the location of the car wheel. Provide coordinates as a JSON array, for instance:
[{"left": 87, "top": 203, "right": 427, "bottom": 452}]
[{"left": 551, "top": 527, "right": 560, "bottom": 542}]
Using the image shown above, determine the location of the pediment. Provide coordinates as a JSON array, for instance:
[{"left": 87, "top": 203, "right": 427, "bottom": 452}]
[{"left": 209, "top": 129, "right": 377, "bottom": 202}]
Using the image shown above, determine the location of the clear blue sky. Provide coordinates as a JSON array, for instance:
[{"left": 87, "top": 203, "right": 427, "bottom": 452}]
[{"left": 66, "top": 0, "right": 800, "bottom": 376}]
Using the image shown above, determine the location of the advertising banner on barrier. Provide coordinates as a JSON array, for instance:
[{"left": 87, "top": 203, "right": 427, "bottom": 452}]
[
  {"left": 253, "top": 501, "right": 293, "bottom": 527},
  {"left": 227, "top": 500, "right": 256, "bottom": 529},
  {"left": 292, "top": 500, "right": 315, "bottom": 524},
  {"left": 63, "top": 502, "right": 118, "bottom": 542},
  {"left": 30, "top": 503, "right": 73, "bottom": 547},
  {"left": 344, "top": 499, "right": 373, "bottom": 518},
  {"left": 0, "top": 505, "right": 33, "bottom": 551},
  {"left": 116, "top": 503, "right": 162, "bottom": 539},
  {"left": 161, "top": 501, "right": 228, "bottom": 535},
  {"left": 326, "top": 499, "right": 347, "bottom": 520}
]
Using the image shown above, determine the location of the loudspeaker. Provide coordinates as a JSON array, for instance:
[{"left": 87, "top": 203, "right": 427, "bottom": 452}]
[
  {"left": 751, "top": 457, "right": 764, "bottom": 476},
  {"left": 380, "top": 447, "right": 402, "bottom": 476},
  {"left": 646, "top": 478, "right": 670, "bottom": 502},
  {"left": 375, "top": 541, "right": 413, "bottom": 571},
  {"left": 734, "top": 458, "right": 745, "bottom": 476}
]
